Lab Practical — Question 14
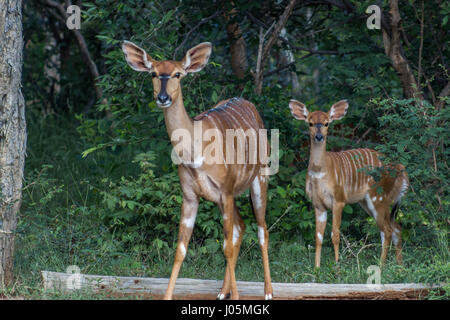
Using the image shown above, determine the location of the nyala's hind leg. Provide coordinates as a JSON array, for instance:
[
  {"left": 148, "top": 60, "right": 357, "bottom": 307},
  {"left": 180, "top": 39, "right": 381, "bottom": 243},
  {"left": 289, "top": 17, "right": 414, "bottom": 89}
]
[
  {"left": 217, "top": 202, "right": 245, "bottom": 300},
  {"left": 391, "top": 221, "right": 402, "bottom": 264},
  {"left": 250, "top": 175, "right": 273, "bottom": 300}
]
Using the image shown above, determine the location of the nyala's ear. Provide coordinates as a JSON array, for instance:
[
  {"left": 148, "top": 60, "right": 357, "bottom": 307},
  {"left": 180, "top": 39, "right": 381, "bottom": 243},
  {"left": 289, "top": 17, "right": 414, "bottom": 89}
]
[
  {"left": 289, "top": 100, "right": 309, "bottom": 121},
  {"left": 121, "top": 40, "right": 155, "bottom": 72},
  {"left": 182, "top": 42, "right": 212, "bottom": 73},
  {"left": 328, "top": 100, "right": 348, "bottom": 122}
]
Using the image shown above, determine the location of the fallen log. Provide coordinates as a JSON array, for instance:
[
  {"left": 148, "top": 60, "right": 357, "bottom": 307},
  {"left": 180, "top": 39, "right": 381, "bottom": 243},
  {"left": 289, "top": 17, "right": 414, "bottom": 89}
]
[{"left": 41, "top": 271, "right": 441, "bottom": 299}]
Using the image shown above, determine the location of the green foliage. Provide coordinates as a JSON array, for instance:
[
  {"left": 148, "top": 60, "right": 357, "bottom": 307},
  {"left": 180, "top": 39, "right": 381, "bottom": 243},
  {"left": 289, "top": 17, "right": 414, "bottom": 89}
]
[
  {"left": 371, "top": 97, "right": 449, "bottom": 247},
  {"left": 14, "top": 0, "right": 449, "bottom": 299}
]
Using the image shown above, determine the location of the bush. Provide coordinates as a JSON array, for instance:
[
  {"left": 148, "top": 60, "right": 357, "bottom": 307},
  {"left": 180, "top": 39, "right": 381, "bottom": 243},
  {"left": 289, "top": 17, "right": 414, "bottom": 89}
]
[{"left": 373, "top": 97, "right": 449, "bottom": 249}]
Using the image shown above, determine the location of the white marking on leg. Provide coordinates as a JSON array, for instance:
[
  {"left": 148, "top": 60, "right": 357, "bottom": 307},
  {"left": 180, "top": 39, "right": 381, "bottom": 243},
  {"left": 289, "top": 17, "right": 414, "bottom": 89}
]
[
  {"left": 317, "top": 232, "right": 323, "bottom": 243},
  {"left": 365, "top": 194, "right": 378, "bottom": 220},
  {"left": 265, "top": 293, "right": 273, "bottom": 300},
  {"left": 380, "top": 231, "right": 385, "bottom": 246},
  {"left": 392, "top": 228, "right": 400, "bottom": 245},
  {"left": 258, "top": 226, "right": 265, "bottom": 247},
  {"left": 182, "top": 215, "right": 196, "bottom": 229},
  {"left": 251, "top": 177, "right": 262, "bottom": 209},
  {"left": 217, "top": 293, "right": 225, "bottom": 300},
  {"left": 232, "top": 224, "right": 240, "bottom": 245},
  {"left": 372, "top": 196, "right": 377, "bottom": 202},
  {"left": 179, "top": 243, "right": 186, "bottom": 258},
  {"left": 318, "top": 211, "right": 327, "bottom": 222}
]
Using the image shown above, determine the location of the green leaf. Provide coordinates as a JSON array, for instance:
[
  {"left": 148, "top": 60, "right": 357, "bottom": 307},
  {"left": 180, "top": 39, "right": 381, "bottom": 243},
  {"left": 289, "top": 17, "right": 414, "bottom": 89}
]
[
  {"left": 343, "top": 205, "right": 353, "bottom": 214},
  {"left": 276, "top": 186, "right": 287, "bottom": 198},
  {"left": 211, "top": 91, "right": 218, "bottom": 103}
]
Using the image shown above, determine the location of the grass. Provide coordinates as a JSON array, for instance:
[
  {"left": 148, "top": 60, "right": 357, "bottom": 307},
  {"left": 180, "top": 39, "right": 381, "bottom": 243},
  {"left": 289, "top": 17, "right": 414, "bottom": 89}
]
[
  {"left": 2, "top": 115, "right": 447, "bottom": 300},
  {"left": 6, "top": 234, "right": 449, "bottom": 299}
]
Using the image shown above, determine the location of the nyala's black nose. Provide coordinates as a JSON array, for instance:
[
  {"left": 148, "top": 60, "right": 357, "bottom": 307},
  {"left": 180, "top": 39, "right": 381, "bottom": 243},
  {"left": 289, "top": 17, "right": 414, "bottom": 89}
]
[
  {"left": 157, "top": 93, "right": 169, "bottom": 104},
  {"left": 315, "top": 134, "right": 324, "bottom": 142}
]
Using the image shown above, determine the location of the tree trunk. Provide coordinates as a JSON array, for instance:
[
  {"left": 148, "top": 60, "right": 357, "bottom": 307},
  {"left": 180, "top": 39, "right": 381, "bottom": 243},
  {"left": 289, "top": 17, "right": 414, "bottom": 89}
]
[
  {"left": 0, "top": 0, "right": 26, "bottom": 287},
  {"left": 382, "top": 0, "right": 423, "bottom": 100},
  {"left": 225, "top": 7, "right": 248, "bottom": 81}
]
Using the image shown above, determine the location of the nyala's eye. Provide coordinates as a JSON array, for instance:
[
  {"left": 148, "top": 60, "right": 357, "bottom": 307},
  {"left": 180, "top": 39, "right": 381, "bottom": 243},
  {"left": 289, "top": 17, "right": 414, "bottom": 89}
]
[
  {"left": 324, "top": 123, "right": 329, "bottom": 127},
  {"left": 174, "top": 72, "right": 181, "bottom": 78},
  {"left": 309, "top": 122, "right": 313, "bottom": 127},
  {"left": 151, "top": 72, "right": 157, "bottom": 78}
]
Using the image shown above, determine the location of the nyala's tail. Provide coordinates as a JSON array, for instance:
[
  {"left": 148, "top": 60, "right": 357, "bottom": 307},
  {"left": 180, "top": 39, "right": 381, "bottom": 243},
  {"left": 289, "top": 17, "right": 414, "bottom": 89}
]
[{"left": 390, "top": 164, "right": 409, "bottom": 222}]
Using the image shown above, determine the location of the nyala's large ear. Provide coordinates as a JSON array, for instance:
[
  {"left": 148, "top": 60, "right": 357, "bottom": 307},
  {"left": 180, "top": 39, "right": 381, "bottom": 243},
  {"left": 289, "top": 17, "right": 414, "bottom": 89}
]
[
  {"left": 121, "top": 40, "right": 155, "bottom": 72},
  {"left": 182, "top": 42, "right": 212, "bottom": 73},
  {"left": 328, "top": 100, "right": 348, "bottom": 122},
  {"left": 289, "top": 100, "right": 309, "bottom": 121}
]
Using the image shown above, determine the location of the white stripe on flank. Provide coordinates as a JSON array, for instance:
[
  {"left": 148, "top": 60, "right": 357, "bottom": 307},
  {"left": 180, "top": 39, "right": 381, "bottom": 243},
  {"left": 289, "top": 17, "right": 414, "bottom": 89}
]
[
  {"left": 344, "top": 152, "right": 351, "bottom": 192},
  {"left": 349, "top": 151, "right": 356, "bottom": 192},
  {"left": 368, "top": 149, "right": 374, "bottom": 170},
  {"left": 336, "top": 153, "right": 344, "bottom": 188},
  {"left": 342, "top": 152, "right": 351, "bottom": 192},
  {"left": 358, "top": 150, "right": 364, "bottom": 189},
  {"left": 227, "top": 106, "right": 255, "bottom": 183},
  {"left": 228, "top": 105, "right": 253, "bottom": 131},
  {"left": 339, "top": 153, "right": 347, "bottom": 192},
  {"left": 355, "top": 151, "right": 362, "bottom": 190},
  {"left": 207, "top": 113, "right": 228, "bottom": 168},
  {"left": 309, "top": 171, "right": 325, "bottom": 179},
  {"left": 360, "top": 149, "right": 367, "bottom": 185},
  {"left": 238, "top": 103, "right": 257, "bottom": 127},
  {"left": 363, "top": 149, "right": 372, "bottom": 184},
  {"left": 333, "top": 155, "right": 339, "bottom": 184},
  {"left": 222, "top": 105, "right": 240, "bottom": 129},
  {"left": 350, "top": 151, "right": 358, "bottom": 192}
]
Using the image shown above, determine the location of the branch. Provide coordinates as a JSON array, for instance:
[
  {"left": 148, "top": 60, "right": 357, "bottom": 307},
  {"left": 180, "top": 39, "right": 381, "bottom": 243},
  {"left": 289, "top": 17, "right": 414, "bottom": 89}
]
[
  {"left": 260, "top": 0, "right": 297, "bottom": 68},
  {"left": 43, "top": 0, "right": 104, "bottom": 103},
  {"left": 251, "top": 0, "right": 297, "bottom": 95},
  {"left": 264, "top": 61, "right": 296, "bottom": 78},
  {"left": 417, "top": 0, "right": 424, "bottom": 87},
  {"left": 283, "top": 44, "right": 339, "bottom": 55},
  {"left": 248, "top": 10, "right": 340, "bottom": 56},
  {"left": 264, "top": 53, "right": 317, "bottom": 78}
]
